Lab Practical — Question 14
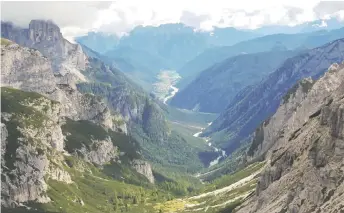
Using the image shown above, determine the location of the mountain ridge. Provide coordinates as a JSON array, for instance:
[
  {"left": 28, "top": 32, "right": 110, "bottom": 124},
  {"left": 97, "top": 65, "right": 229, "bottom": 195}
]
[
  {"left": 170, "top": 49, "right": 302, "bottom": 113},
  {"left": 203, "top": 38, "right": 344, "bottom": 153},
  {"left": 177, "top": 27, "right": 344, "bottom": 89}
]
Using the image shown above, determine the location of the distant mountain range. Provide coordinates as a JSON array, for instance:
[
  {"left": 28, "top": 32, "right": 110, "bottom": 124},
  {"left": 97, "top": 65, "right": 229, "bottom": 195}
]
[
  {"left": 77, "top": 23, "right": 261, "bottom": 90},
  {"left": 75, "top": 19, "right": 344, "bottom": 91},
  {"left": 176, "top": 27, "right": 344, "bottom": 91}
]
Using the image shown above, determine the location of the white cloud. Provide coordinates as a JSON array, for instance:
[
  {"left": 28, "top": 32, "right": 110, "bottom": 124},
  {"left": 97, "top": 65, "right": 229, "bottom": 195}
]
[{"left": 1, "top": 0, "right": 344, "bottom": 40}]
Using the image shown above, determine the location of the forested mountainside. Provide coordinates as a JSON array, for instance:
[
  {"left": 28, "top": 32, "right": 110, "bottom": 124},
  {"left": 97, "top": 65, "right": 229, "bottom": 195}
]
[
  {"left": 1, "top": 87, "right": 155, "bottom": 209},
  {"left": 177, "top": 27, "right": 344, "bottom": 89},
  {"left": 0, "top": 38, "right": 157, "bottom": 212},
  {"left": 236, "top": 62, "right": 344, "bottom": 213},
  {"left": 0, "top": 22, "right": 212, "bottom": 212},
  {"left": 170, "top": 50, "right": 301, "bottom": 113},
  {"left": 142, "top": 60, "right": 344, "bottom": 213},
  {"left": 76, "top": 44, "right": 152, "bottom": 90},
  {"left": 203, "top": 38, "right": 344, "bottom": 153},
  {"left": 77, "top": 57, "right": 208, "bottom": 171},
  {"left": 1, "top": 20, "right": 209, "bottom": 172}
]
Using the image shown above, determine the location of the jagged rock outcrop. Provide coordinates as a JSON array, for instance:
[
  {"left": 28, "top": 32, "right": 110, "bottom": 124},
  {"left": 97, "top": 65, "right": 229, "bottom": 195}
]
[
  {"left": 1, "top": 40, "right": 125, "bottom": 132},
  {"left": 47, "top": 166, "right": 73, "bottom": 184},
  {"left": 131, "top": 160, "right": 155, "bottom": 183},
  {"left": 1, "top": 21, "right": 134, "bottom": 134},
  {"left": 1, "top": 43, "right": 58, "bottom": 95},
  {"left": 1, "top": 123, "right": 8, "bottom": 167},
  {"left": 204, "top": 38, "right": 344, "bottom": 153},
  {"left": 1, "top": 20, "right": 87, "bottom": 82},
  {"left": 78, "top": 137, "right": 118, "bottom": 166},
  {"left": 237, "top": 63, "right": 344, "bottom": 213},
  {"left": 247, "top": 77, "right": 315, "bottom": 159},
  {"left": 1, "top": 88, "right": 66, "bottom": 207}
]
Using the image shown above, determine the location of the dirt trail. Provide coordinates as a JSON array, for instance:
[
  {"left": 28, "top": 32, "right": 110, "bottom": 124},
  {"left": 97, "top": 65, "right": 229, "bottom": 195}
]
[{"left": 188, "top": 167, "right": 263, "bottom": 200}]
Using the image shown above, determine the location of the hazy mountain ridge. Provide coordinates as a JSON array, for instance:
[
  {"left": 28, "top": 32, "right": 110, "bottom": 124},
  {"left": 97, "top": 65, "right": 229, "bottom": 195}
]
[
  {"left": 79, "top": 23, "right": 260, "bottom": 70},
  {"left": 204, "top": 38, "right": 344, "bottom": 152},
  {"left": 76, "top": 32, "right": 119, "bottom": 54},
  {"left": 77, "top": 23, "right": 260, "bottom": 89},
  {"left": 170, "top": 50, "right": 302, "bottom": 113},
  {"left": 177, "top": 27, "right": 344, "bottom": 88}
]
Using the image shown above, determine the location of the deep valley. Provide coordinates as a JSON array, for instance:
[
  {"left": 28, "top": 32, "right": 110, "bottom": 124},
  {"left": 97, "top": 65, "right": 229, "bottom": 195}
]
[{"left": 1, "top": 3, "right": 344, "bottom": 213}]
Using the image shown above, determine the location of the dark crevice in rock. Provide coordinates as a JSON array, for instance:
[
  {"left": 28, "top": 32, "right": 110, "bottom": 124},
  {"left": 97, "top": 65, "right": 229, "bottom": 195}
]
[
  {"left": 288, "top": 127, "right": 301, "bottom": 141},
  {"left": 309, "top": 109, "right": 321, "bottom": 119}
]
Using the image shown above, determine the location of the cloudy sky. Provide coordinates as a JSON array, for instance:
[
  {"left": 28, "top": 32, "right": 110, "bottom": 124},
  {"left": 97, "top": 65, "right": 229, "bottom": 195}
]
[{"left": 2, "top": 0, "right": 344, "bottom": 40}]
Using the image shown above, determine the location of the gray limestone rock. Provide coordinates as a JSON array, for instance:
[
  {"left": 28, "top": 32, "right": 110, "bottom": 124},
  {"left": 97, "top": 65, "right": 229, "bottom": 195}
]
[
  {"left": 237, "top": 63, "right": 344, "bottom": 213},
  {"left": 1, "top": 20, "right": 87, "bottom": 78},
  {"left": 131, "top": 159, "right": 155, "bottom": 183},
  {"left": 1, "top": 20, "right": 157, "bottom": 210},
  {"left": 1, "top": 93, "right": 67, "bottom": 207},
  {"left": 79, "top": 137, "right": 118, "bottom": 166},
  {"left": 1, "top": 39, "right": 122, "bottom": 131}
]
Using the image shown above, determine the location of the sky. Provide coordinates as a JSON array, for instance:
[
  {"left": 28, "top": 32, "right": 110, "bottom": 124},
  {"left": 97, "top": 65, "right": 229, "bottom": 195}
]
[{"left": 1, "top": 0, "right": 344, "bottom": 41}]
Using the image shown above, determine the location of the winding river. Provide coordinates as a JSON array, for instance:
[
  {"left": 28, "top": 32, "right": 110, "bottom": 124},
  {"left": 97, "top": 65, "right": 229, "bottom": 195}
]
[
  {"left": 193, "top": 122, "right": 227, "bottom": 167},
  {"left": 152, "top": 70, "right": 181, "bottom": 104},
  {"left": 163, "top": 85, "right": 179, "bottom": 104}
]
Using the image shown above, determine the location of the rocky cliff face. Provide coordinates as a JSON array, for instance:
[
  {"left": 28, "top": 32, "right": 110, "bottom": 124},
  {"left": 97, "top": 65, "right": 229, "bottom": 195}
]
[
  {"left": 131, "top": 160, "right": 155, "bottom": 183},
  {"left": 78, "top": 137, "right": 118, "bottom": 166},
  {"left": 247, "top": 77, "right": 315, "bottom": 159},
  {"left": 1, "top": 88, "right": 64, "bottom": 207},
  {"left": 1, "top": 20, "right": 87, "bottom": 85},
  {"left": 1, "top": 36, "right": 125, "bottom": 132},
  {"left": 237, "top": 63, "right": 344, "bottom": 213},
  {"left": 204, "top": 38, "right": 344, "bottom": 152}
]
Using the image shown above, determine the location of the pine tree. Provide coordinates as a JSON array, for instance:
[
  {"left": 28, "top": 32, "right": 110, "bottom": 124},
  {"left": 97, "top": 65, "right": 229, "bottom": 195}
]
[{"left": 132, "top": 195, "right": 138, "bottom": 204}]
